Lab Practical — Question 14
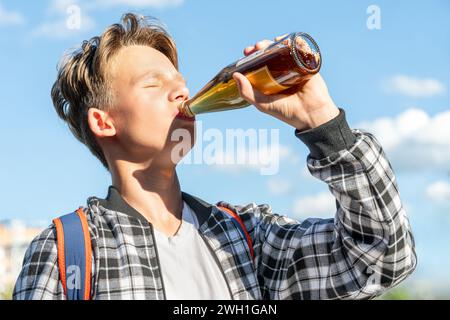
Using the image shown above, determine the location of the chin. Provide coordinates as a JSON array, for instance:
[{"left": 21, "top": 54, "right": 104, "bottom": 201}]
[
  {"left": 161, "top": 137, "right": 194, "bottom": 166},
  {"left": 160, "top": 119, "right": 195, "bottom": 165}
]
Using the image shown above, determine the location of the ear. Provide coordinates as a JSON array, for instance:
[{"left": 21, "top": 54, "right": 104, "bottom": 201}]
[{"left": 87, "top": 108, "right": 116, "bottom": 138}]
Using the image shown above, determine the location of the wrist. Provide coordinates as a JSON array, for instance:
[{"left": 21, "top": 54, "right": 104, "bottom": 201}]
[
  {"left": 301, "top": 103, "right": 340, "bottom": 131},
  {"left": 289, "top": 102, "right": 340, "bottom": 131},
  {"left": 295, "top": 108, "right": 357, "bottom": 159}
]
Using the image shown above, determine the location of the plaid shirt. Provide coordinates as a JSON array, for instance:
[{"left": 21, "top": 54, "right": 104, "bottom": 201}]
[{"left": 13, "top": 111, "right": 417, "bottom": 300}]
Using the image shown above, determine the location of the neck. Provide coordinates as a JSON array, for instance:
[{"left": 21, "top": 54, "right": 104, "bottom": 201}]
[{"left": 110, "top": 159, "right": 183, "bottom": 230}]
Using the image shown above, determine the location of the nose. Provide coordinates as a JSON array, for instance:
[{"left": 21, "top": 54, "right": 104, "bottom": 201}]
[{"left": 169, "top": 77, "right": 190, "bottom": 103}]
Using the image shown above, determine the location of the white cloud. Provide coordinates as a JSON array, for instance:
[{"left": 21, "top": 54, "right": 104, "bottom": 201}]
[
  {"left": 426, "top": 181, "right": 450, "bottom": 202},
  {"left": 31, "top": 13, "right": 95, "bottom": 39},
  {"left": 267, "top": 178, "right": 291, "bottom": 195},
  {"left": 0, "top": 3, "right": 25, "bottom": 26},
  {"left": 301, "top": 166, "right": 318, "bottom": 180},
  {"left": 51, "top": 0, "right": 184, "bottom": 11},
  {"left": 33, "top": 0, "right": 183, "bottom": 39},
  {"left": 49, "top": 0, "right": 81, "bottom": 14},
  {"left": 384, "top": 75, "right": 446, "bottom": 98},
  {"left": 89, "top": 0, "right": 184, "bottom": 9},
  {"left": 292, "top": 191, "right": 336, "bottom": 219},
  {"left": 289, "top": 154, "right": 301, "bottom": 165},
  {"left": 357, "top": 108, "right": 450, "bottom": 171}
]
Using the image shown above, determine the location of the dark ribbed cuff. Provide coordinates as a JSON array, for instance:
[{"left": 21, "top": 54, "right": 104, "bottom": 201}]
[{"left": 295, "top": 108, "right": 356, "bottom": 159}]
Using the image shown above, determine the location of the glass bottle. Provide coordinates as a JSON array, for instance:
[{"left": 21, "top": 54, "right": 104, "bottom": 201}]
[{"left": 178, "top": 32, "right": 322, "bottom": 117}]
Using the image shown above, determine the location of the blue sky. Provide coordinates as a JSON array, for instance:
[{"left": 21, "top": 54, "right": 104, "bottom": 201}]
[{"left": 1, "top": 0, "right": 449, "bottom": 294}]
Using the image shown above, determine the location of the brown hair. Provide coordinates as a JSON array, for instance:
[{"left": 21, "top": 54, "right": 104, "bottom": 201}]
[{"left": 51, "top": 13, "right": 178, "bottom": 170}]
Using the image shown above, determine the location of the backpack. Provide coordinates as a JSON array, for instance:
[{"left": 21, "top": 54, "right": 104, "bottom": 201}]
[{"left": 53, "top": 205, "right": 254, "bottom": 300}]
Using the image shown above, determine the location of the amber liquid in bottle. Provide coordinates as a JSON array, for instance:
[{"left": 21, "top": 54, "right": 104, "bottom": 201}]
[{"left": 179, "top": 32, "right": 322, "bottom": 117}]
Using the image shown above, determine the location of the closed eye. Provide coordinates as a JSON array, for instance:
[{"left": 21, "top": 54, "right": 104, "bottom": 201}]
[{"left": 143, "top": 82, "right": 161, "bottom": 88}]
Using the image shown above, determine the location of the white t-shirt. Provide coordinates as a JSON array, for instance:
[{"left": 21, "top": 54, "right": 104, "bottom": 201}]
[{"left": 152, "top": 201, "right": 232, "bottom": 300}]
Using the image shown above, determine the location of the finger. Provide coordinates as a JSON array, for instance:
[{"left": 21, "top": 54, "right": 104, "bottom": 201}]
[
  {"left": 232, "top": 72, "right": 267, "bottom": 106},
  {"left": 233, "top": 72, "right": 255, "bottom": 103},
  {"left": 243, "top": 46, "right": 255, "bottom": 56},
  {"left": 254, "top": 39, "right": 273, "bottom": 51},
  {"left": 274, "top": 34, "right": 289, "bottom": 42},
  {"left": 244, "top": 39, "right": 274, "bottom": 56}
]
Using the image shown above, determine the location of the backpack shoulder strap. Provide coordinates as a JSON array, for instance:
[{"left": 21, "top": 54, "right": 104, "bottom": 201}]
[
  {"left": 53, "top": 207, "right": 92, "bottom": 300},
  {"left": 217, "top": 205, "right": 255, "bottom": 261}
]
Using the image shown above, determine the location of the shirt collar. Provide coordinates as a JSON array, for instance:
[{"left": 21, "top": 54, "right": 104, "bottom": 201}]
[{"left": 97, "top": 185, "right": 214, "bottom": 227}]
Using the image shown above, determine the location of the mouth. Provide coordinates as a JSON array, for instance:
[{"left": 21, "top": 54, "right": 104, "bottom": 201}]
[{"left": 175, "top": 111, "right": 196, "bottom": 122}]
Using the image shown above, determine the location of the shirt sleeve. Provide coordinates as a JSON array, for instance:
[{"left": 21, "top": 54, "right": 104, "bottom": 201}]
[
  {"left": 235, "top": 109, "right": 417, "bottom": 300},
  {"left": 12, "top": 224, "right": 66, "bottom": 300}
]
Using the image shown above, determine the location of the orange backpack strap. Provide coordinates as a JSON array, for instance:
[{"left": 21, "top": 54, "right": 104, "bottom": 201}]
[
  {"left": 217, "top": 206, "right": 255, "bottom": 261},
  {"left": 53, "top": 207, "right": 92, "bottom": 300}
]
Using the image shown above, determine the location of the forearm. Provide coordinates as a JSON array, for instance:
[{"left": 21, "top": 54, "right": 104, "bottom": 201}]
[
  {"left": 219, "top": 109, "right": 416, "bottom": 299},
  {"left": 296, "top": 109, "right": 417, "bottom": 295}
]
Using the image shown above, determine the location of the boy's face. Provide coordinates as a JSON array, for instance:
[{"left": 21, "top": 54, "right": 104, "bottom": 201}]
[{"left": 104, "top": 45, "right": 194, "bottom": 168}]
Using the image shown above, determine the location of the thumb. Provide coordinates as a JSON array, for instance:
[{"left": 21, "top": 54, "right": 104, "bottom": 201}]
[{"left": 232, "top": 72, "right": 261, "bottom": 105}]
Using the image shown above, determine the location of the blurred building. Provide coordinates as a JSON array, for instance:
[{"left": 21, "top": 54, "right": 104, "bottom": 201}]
[{"left": 0, "top": 220, "right": 44, "bottom": 297}]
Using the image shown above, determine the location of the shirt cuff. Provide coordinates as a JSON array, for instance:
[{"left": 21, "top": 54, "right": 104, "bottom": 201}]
[{"left": 294, "top": 108, "right": 357, "bottom": 159}]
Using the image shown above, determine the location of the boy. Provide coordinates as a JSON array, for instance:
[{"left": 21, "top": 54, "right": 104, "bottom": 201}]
[{"left": 13, "top": 13, "right": 416, "bottom": 300}]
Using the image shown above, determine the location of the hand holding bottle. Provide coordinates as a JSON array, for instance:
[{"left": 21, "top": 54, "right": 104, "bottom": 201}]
[{"left": 233, "top": 35, "right": 339, "bottom": 131}]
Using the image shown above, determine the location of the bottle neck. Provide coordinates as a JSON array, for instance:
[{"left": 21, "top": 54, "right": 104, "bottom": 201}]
[{"left": 178, "top": 100, "right": 195, "bottom": 118}]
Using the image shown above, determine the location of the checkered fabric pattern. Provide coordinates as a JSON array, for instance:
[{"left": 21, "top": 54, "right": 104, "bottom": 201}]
[{"left": 13, "top": 130, "right": 416, "bottom": 300}]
